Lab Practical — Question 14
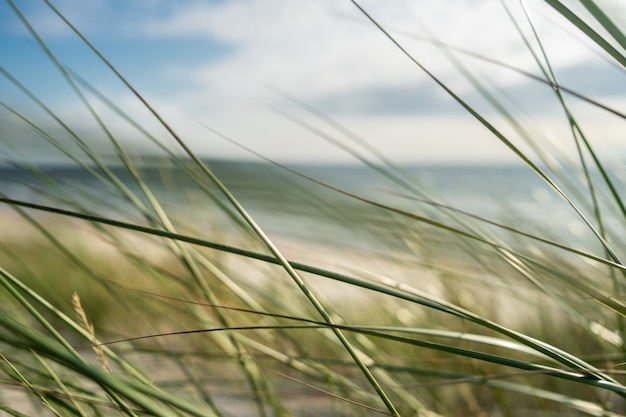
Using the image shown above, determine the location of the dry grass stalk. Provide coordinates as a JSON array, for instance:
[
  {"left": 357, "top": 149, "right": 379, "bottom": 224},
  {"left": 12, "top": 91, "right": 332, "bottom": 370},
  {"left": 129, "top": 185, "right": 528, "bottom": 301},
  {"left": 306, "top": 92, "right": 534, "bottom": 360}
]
[{"left": 71, "top": 292, "right": 110, "bottom": 372}]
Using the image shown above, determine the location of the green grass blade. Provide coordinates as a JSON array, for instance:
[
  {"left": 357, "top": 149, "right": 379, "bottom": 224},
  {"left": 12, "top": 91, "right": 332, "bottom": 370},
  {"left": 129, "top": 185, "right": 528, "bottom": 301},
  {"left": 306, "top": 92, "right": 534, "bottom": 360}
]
[
  {"left": 579, "top": 0, "right": 626, "bottom": 51},
  {"left": 545, "top": 0, "right": 626, "bottom": 67}
]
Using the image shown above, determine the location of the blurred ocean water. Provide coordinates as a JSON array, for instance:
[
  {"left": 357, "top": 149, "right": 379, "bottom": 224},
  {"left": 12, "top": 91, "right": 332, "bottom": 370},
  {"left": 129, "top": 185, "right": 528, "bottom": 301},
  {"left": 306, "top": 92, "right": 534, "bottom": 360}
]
[{"left": 1, "top": 161, "right": 623, "bottom": 255}]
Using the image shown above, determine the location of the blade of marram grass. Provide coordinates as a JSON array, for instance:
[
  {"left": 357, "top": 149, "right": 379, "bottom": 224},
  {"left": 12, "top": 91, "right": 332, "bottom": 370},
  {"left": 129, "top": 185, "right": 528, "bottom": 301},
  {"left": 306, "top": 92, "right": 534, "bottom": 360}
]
[
  {"left": 406, "top": 367, "right": 624, "bottom": 417},
  {"left": 483, "top": 378, "right": 620, "bottom": 417},
  {"left": 267, "top": 369, "right": 394, "bottom": 416},
  {"left": 437, "top": 1, "right": 604, "bottom": 226},
  {"left": 0, "top": 380, "right": 147, "bottom": 415},
  {"left": 545, "top": 0, "right": 626, "bottom": 68},
  {"left": 578, "top": 0, "right": 626, "bottom": 52},
  {"left": 0, "top": 353, "right": 64, "bottom": 417},
  {"left": 31, "top": 352, "right": 90, "bottom": 417},
  {"left": 0, "top": 404, "right": 32, "bottom": 417}
]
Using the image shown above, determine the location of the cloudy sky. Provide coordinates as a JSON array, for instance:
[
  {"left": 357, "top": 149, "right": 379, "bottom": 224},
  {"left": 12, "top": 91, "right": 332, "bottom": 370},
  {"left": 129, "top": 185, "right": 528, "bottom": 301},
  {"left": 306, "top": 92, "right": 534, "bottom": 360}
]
[{"left": 1, "top": 0, "right": 624, "bottom": 165}]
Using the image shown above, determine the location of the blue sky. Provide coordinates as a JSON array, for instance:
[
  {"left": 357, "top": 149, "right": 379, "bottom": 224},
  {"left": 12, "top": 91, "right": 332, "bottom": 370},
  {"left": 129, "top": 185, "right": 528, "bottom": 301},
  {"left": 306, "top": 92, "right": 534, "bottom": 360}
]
[{"left": 1, "top": 0, "right": 624, "bottom": 165}]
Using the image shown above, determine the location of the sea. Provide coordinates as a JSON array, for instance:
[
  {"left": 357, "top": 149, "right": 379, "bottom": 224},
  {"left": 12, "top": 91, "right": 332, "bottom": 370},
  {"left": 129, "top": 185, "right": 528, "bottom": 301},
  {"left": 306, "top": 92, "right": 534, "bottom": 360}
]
[{"left": 1, "top": 160, "right": 624, "bottom": 257}]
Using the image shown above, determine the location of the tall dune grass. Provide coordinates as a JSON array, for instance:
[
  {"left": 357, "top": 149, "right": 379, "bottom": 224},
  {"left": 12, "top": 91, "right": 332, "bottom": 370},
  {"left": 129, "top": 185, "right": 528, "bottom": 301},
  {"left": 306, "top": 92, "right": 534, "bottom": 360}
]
[{"left": 0, "top": 1, "right": 625, "bottom": 416}]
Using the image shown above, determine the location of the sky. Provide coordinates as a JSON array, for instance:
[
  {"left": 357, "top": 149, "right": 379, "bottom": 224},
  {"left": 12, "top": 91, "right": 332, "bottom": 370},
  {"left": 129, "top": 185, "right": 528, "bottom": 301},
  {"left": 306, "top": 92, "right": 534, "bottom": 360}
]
[{"left": 0, "top": 0, "right": 625, "bottom": 165}]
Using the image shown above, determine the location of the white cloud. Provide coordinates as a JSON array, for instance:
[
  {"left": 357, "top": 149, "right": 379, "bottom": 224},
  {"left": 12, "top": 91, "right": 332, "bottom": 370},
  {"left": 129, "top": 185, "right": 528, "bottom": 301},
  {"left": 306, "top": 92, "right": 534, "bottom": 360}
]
[
  {"left": 4, "top": 0, "right": 624, "bottom": 164},
  {"left": 131, "top": 0, "right": 614, "bottom": 105},
  {"left": 128, "top": 1, "right": 626, "bottom": 162}
]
